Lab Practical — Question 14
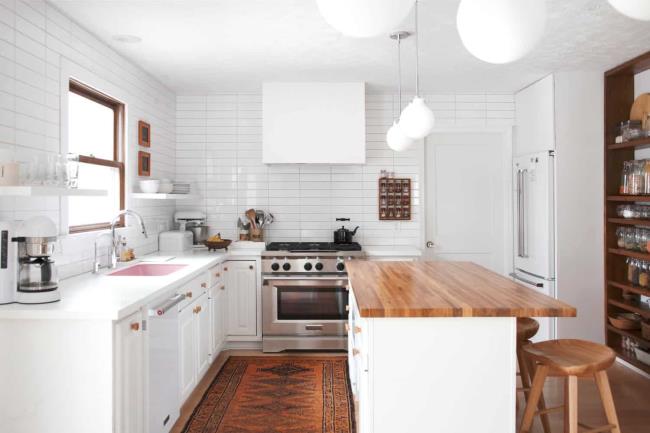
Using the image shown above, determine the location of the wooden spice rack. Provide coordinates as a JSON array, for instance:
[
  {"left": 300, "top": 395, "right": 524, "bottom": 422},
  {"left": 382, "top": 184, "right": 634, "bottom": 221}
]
[
  {"left": 604, "top": 50, "right": 650, "bottom": 374},
  {"left": 378, "top": 177, "right": 411, "bottom": 220}
]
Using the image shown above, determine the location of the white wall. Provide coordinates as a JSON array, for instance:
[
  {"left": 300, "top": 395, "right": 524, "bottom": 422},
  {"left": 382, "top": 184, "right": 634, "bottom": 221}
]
[
  {"left": 175, "top": 92, "right": 514, "bottom": 248},
  {"left": 634, "top": 69, "right": 650, "bottom": 98},
  {"left": 0, "top": 0, "right": 176, "bottom": 278}
]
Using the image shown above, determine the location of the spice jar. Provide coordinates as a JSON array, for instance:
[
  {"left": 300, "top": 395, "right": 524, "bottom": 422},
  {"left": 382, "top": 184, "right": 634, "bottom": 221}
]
[
  {"left": 630, "top": 161, "right": 645, "bottom": 195},
  {"left": 625, "top": 227, "right": 636, "bottom": 250},
  {"left": 640, "top": 261, "right": 650, "bottom": 288},
  {"left": 644, "top": 160, "right": 650, "bottom": 195},
  {"left": 616, "top": 227, "right": 626, "bottom": 248},
  {"left": 620, "top": 161, "right": 631, "bottom": 194},
  {"left": 638, "top": 228, "right": 648, "bottom": 253},
  {"left": 627, "top": 258, "right": 639, "bottom": 285}
]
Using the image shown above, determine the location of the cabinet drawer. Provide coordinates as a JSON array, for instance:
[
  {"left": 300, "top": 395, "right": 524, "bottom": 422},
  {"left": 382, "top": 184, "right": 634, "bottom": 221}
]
[
  {"left": 209, "top": 263, "right": 224, "bottom": 288},
  {"left": 178, "top": 273, "right": 210, "bottom": 311}
]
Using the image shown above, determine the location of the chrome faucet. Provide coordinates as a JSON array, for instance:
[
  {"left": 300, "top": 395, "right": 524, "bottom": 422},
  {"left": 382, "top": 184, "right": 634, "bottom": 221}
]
[{"left": 109, "top": 209, "right": 148, "bottom": 269}]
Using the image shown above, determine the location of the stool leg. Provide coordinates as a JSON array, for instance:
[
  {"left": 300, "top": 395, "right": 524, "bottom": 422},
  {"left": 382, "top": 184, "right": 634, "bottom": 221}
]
[
  {"left": 519, "top": 364, "right": 549, "bottom": 433},
  {"left": 594, "top": 371, "right": 621, "bottom": 433},
  {"left": 516, "top": 346, "right": 531, "bottom": 411},
  {"left": 564, "top": 375, "right": 578, "bottom": 433},
  {"left": 524, "top": 354, "right": 552, "bottom": 433}
]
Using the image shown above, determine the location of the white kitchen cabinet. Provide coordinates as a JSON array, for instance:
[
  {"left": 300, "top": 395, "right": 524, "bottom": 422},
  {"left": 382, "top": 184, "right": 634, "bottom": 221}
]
[
  {"left": 209, "top": 282, "right": 226, "bottom": 357},
  {"left": 115, "top": 310, "right": 145, "bottom": 433},
  {"left": 195, "top": 294, "right": 211, "bottom": 379},
  {"left": 225, "top": 260, "right": 257, "bottom": 336},
  {"left": 178, "top": 301, "right": 196, "bottom": 403},
  {"left": 515, "top": 74, "right": 555, "bottom": 155},
  {"left": 262, "top": 82, "right": 366, "bottom": 164}
]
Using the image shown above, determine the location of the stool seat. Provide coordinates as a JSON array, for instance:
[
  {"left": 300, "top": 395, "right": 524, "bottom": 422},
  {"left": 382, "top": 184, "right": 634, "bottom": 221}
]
[
  {"left": 523, "top": 339, "right": 616, "bottom": 376},
  {"left": 516, "top": 317, "right": 539, "bottom": 341}
]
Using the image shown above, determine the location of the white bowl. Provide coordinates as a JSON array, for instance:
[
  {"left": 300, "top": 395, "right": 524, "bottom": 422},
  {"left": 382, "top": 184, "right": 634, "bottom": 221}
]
[{"left": 139, "top": 179, "right": 160, "bottom": 193}]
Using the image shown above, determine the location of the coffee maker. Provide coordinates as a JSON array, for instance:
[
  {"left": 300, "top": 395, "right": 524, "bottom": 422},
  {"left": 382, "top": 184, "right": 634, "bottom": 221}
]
[{"left": 0, "top": 216, "right": 60, "bottom": 304}]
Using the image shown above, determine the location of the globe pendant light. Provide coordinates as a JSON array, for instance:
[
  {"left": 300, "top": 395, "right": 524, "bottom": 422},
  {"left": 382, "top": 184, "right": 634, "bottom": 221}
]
[
  {"left": 399, "top": 1, "right": 435, "bottom": 140},
  {"left": 387, "top": 31, "right": 414, "bottom": 152},
  {"left": 608, "top": 0, "right": 650, "bottom": 21},
  {"left": 456, "top": 0, "right": 546, "bottom": 64},
  {"left": 316, "top": 0, "right": 416, "bottom": 38}
]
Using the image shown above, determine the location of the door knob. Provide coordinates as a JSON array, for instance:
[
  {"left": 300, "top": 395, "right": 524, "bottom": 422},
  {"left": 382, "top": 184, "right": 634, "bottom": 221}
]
[{"left": 426, "top": 241, "right": 434, "bottom": 248}]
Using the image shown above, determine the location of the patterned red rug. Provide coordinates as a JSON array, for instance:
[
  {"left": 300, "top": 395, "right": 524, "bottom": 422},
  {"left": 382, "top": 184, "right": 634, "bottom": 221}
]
[{"left": 182, "top": 356, "right": 355, "bottom": 433}]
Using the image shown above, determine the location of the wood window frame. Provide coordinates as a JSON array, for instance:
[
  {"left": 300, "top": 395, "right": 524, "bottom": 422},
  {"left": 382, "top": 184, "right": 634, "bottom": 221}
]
[{"left": 68, "top": 80, "right": 126, "bottom": 233}]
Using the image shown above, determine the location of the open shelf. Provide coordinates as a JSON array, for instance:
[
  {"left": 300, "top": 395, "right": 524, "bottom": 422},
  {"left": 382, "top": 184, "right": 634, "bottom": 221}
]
[
  {"left": 0, "top": 186, "right": 107, "bottom": 196},
  {"left": 607, "top": 248, "right": 650, "bottom": 261},
  {"left": 131, "top": 193, "right": 198, "bottom": 200},
  {"left": 607, "top": 280, "right": 650, "bottom": 297},
  {"left": 608, "top": 218, "right": 650, "bottom": 227},
  {"left": 607, "top": 325, "right": 648, "bottom": 346},
  {"left": 613, "top": 348, "right": 650, "bottom": 374},
  {"left": 607, "top": 137, "right": 650, "bottom": 151},
  {"left": 607, "top": 195, "right": 650, "bottom": 202},
  {"left": 608, "top": 298, "right": 650, "bottom": 319}
]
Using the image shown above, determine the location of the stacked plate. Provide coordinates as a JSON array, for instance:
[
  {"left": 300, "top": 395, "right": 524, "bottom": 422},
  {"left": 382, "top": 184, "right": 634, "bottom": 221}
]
[{"left": 172, "top": 182, "right": 191, "bottom": 194}]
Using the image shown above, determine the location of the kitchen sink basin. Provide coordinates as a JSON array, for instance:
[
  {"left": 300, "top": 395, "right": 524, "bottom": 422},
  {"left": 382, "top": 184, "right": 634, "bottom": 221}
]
[{"left": 108, "top": 263, "right": 188, "bottom": 277}]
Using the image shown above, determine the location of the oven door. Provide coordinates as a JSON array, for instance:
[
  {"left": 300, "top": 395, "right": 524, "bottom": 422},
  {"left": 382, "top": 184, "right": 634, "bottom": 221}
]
[{"left": 262, "top": 277, "right": 348, "bottom": 336}]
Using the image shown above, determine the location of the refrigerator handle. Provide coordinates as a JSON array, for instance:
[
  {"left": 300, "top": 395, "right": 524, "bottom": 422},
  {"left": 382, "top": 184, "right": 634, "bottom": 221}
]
[
  {"left": 509, "top": 273, "right": 543, "bottom": 288},
  {"left": 517, "top": 169, "right": 529, "bottom": 258}
]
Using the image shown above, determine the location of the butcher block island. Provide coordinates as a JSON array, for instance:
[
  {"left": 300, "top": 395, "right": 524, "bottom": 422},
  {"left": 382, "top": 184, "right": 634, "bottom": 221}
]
[{"left": 345, "top": 261, "right": 576, "bottom": 433}]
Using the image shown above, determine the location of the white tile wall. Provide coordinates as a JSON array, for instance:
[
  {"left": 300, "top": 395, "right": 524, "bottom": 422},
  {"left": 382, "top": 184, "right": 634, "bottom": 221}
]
[
  {"left": 176, "top": 92, "right": 514, "bottom": 248},
  {"left": 0, "top": 1, "right": 176, "bottom": 278}
]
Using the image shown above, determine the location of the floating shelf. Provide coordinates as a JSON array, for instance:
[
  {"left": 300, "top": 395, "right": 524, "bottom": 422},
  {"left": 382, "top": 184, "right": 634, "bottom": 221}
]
[
  {"left": 607, "top": 137, "right": 650, "bottom": 151},
  {"left": 131, "top": 193, "right": 198, "bottom": 200},
  {"left": 0, "top": 186, "right": 107, "bottom": 196}
]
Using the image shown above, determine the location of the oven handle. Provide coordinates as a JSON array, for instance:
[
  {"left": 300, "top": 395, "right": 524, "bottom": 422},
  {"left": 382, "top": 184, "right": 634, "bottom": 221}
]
[{"left": 262, "top": 275, "right": 348, "bottom": 280}]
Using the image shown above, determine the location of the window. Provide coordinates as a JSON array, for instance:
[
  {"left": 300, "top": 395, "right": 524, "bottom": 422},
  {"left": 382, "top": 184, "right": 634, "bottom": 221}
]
[{"left": 67, "top": 81, "right": 125, "bottom": 233}]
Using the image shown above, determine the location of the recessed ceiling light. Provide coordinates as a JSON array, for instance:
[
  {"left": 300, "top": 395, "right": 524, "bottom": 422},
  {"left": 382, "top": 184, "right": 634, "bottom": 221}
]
[{"left": 112, "top": 34, "right": 142, "bottom": 44}]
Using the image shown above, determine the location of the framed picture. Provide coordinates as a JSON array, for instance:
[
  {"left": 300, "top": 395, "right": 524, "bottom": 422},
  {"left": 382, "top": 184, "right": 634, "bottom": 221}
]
[
  {"left": 138, "top": 151, "right": 151, "bottom": 176},
  {"left": 138, "top": 120, "right": 151, "bottom": 147}
]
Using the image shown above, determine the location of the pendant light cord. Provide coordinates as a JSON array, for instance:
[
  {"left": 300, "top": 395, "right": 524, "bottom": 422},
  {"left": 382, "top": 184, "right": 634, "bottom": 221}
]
[
  {"left": 414, "top": 0, "right": 420, "bottom": 98},
  {"left": 397, "top": 33, "right": 402, "bottom": 115}
]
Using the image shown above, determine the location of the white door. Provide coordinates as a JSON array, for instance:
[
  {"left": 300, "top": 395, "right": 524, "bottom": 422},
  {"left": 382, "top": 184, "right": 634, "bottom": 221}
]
[
  {"left": 424, "top": 131, "right": 511, "bottom": 275},
  {"left": 210, "top": 284, "right": 226, "bottom": 356},
  {"left": 513, "top": 151, "right": 554, "bottom": 280},
  {"left": 178, "top": 305, "right": 196, "bottom": 403},
  {"left": 115, "top": 311, "right": 144, "bottom": 433},
  {"left": 225, "top": 261, "right": 257, "bottom": 336},
  {"left": 195, "top": 294, "right": 211, "bottom": 380}
]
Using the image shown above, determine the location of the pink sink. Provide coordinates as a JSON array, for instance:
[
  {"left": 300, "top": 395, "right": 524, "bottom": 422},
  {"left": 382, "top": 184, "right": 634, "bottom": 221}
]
[{"left": 108, "top": 263, "right": 188, "bottom": 277}]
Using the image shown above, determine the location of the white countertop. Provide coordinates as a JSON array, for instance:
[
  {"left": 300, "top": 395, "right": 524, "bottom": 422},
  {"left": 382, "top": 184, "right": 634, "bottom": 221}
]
[
  {"left": 0, "top": 250, "right": 228, "bottom": 321},
  {"left": 363, "top": 246, "right": 422, "bottom": 257}
]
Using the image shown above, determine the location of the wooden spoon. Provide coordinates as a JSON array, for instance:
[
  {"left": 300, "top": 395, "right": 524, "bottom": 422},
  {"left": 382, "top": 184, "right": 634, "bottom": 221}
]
[{"left": 246, "top": 208, "right": 257, "bottom": 229}]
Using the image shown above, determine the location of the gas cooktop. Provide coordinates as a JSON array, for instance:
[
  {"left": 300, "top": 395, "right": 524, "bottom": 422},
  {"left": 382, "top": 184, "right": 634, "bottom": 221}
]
[{"left": 265, "top": 242, "right": 362, "bottom": 252}]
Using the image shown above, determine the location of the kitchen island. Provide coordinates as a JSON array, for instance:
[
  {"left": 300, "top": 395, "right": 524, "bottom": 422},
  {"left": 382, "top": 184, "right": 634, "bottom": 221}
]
[{"left": 346, "top": 261, "right": 576, "bottom": 433}]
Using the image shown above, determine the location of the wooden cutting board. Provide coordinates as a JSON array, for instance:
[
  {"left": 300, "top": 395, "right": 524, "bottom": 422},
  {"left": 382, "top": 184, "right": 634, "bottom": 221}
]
[{"left": 630, "top": 93, "right": 650, "bottom": 129}]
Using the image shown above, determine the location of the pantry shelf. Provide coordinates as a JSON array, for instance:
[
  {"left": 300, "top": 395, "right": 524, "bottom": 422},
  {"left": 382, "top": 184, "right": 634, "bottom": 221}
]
[
  {"left": 0, "top": 186, "right": 107, "bottom": 196},
  {"left": 607, "top": 325, "right": 648, "bottom": 346},
  {"left": 608, "top": 298, "right": 650, "bottom": 319},
  {"left": 607, "top": 248, "right": 650, "bottom": 261},
  {"left": 608, "top": 218, "right": 650, "bottom": 227},
  {"left": 608, "top": 280, "right": 650, "bottom": 298},
  {"left": 607, "top": 137, "right": 650, "bottom": 151},
  {"left": 612, "top": 348, "right": 650, "bottom": 374},
  {"left": 607, "top": 195, "right": 650, "bottom": 202}
]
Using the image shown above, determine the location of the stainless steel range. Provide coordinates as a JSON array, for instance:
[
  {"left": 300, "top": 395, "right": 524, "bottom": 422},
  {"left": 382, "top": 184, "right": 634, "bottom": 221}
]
[{"left": 261, "top": 242, "right": 364, "bottom": 352}]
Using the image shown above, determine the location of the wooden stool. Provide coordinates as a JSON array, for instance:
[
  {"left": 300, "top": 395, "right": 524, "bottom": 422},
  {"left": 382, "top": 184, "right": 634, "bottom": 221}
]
[
  {"left": 516, "top": 318, "right": 551, "bottom": 433},
  {"left": 519, "top": 339, "right": 621, "bottom": 433}
]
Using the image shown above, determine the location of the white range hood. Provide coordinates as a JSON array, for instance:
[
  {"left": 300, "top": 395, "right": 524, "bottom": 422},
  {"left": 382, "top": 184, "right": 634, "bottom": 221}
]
[{"left": 262, "top": 82, "right": 366, "bottom": 164}]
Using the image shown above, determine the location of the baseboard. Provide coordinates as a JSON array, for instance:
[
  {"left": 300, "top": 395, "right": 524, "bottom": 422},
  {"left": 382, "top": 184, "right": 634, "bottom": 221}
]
[
  {"left": 616, "top": 357, "right": 650, "bottom": 379},
  {"left": 224, "top": 340, "right": 263, "bottom": 350}
]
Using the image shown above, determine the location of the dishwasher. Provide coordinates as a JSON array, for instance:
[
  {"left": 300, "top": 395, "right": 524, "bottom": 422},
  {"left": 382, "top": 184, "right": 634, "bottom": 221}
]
[{"left": 147, "top": 291, "right": 185, "bottom": 433}]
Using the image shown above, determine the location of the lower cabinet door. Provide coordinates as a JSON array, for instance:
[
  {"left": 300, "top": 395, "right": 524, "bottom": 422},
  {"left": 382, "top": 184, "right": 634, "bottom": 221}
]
[
  {"left": 209, "top": 285, "right": 226, "bottom": 357},
  {"left": 115, "top": 310, "right": 144, "bottom": 433},
  {"left": 178, "top": 304, "right": 196, "bottom": 404},
  {"left": 195, "top": 294, "right": 211, "bottom": 379},
  {"left": 225, "top": 261, "right": 257, "bottom": 336}
]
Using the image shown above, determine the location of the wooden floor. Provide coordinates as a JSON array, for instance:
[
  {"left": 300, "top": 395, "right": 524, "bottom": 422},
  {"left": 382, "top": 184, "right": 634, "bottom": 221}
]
[{"left": 171, "top": 351, "right": 650, "bottom": 433}]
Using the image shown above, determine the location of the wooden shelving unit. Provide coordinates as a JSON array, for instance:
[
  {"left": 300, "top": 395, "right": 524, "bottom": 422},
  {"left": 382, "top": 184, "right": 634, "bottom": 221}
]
[{"left": 604, "top": 50, "right": 650, "bottom": 374}]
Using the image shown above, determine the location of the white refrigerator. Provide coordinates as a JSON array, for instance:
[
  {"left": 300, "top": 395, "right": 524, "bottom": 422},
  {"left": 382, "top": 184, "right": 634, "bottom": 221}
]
[{"left": 511, "top": 150, "right": 556, "bottom": 341}]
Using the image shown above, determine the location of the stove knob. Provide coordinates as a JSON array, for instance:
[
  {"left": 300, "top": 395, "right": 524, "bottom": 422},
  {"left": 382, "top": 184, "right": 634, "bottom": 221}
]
[
  {"left": 282, "top": 262, "right": 291, "bottom": 271},
  {"left": 304, "top": 262, "right": 313, "bottom": 271},
  {"left": 315, "top": 262, "right": 324, "bottom": 271},
  {"left": 336, "top": 262, "right": 345, "bottom": 272},
  {"left": 271, "top": 263, "right": 280, "bottom": 271}
]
